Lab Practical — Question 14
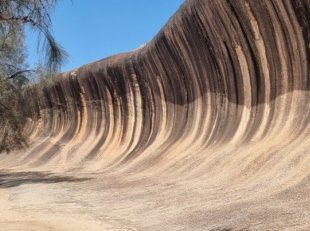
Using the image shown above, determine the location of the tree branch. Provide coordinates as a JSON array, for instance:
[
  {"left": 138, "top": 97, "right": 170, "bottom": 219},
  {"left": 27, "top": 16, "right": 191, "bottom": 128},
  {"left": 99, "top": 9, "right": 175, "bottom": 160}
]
[
  {"left": 0, "top": 101, "right": 10, "bottom": 110},
  {"left": 7, "top": 70, "right": 34, "bottom": 79},
  {"left": 0, "top": 15, "right": 37, "bottom": 26}
]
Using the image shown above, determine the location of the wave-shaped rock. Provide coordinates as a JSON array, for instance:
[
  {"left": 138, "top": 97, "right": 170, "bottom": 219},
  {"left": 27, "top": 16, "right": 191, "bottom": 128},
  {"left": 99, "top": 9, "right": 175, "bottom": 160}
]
[
  {"left": 0, "top": 1, "right": 309, "bottom": 229},
  {"left": 3, "top": 0, "right": 310, "bottom": 173}
]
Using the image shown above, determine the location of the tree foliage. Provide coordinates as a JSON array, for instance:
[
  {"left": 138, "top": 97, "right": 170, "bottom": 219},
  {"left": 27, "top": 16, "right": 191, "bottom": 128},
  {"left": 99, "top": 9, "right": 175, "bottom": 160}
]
[
  {"left": 0, "top": 0, "right": 67, "bottom": 71},
  {"left": 0, "top": 0, "right": 66, "bottom": 152}
]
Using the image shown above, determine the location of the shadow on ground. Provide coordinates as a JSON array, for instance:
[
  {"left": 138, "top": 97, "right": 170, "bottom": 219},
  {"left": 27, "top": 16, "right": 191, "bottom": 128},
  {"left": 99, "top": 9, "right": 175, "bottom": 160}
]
[{"left": 0, "top": 170, "right": 92, "bottom": 188}]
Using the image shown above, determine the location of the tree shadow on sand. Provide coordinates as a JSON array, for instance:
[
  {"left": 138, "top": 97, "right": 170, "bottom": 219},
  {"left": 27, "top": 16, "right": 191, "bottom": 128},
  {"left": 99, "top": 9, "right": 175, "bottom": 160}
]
[{"left": 0, "top": 170, "right": 92, "bottom": 188}]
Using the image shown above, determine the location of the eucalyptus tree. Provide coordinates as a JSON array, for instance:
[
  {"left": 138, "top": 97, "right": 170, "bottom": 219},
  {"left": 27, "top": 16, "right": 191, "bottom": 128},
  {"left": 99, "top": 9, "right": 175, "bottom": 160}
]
[{"left": 0, "top": 0, "right": 67, "bottom": 152}]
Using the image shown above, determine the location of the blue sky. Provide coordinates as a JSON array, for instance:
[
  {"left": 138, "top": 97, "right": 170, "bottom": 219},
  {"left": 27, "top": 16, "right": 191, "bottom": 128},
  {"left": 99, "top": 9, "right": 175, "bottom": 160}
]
[{"left": 26, "top": 0, "right": 184, "bottom": 72}]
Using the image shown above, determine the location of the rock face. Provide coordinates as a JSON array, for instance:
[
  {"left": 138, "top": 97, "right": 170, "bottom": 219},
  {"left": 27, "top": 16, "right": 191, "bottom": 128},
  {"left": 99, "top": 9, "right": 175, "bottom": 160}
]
[
  {"left": 4, "top": 0, "right": 310, "bottom": 182},
  {"left": 0, "top": 0, "right": 309, "bottom": 229}
]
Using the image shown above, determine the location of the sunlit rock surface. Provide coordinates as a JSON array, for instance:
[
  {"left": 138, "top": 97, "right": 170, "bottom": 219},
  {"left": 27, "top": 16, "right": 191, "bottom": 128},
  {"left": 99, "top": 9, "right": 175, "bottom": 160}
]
[{"left": 0, "top": 0, "right": 309, "bottom": 230}]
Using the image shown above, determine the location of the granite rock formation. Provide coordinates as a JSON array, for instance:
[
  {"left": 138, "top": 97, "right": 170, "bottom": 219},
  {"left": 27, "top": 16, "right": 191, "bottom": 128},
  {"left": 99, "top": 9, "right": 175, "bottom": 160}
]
[{"left": 0, "top": 0, "right": 309, "bottom": 230}]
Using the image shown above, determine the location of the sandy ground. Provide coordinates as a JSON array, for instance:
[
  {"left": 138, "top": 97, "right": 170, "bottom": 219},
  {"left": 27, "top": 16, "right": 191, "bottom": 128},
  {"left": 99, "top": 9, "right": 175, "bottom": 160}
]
[{"left": 0, "top": 168, "right": 309, "bottom": 231}]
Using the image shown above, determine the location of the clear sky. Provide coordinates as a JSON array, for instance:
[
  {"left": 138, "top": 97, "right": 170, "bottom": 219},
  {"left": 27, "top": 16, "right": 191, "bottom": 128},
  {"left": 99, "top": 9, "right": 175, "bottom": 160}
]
[{"left": 25, "top": 0, "right": 184, "bottom": 72}]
